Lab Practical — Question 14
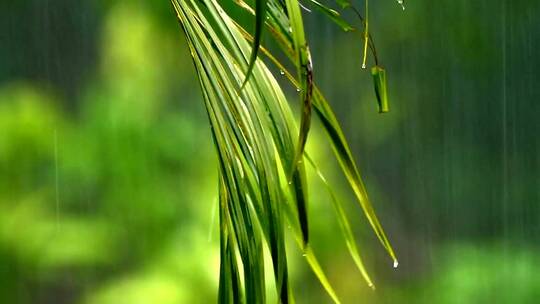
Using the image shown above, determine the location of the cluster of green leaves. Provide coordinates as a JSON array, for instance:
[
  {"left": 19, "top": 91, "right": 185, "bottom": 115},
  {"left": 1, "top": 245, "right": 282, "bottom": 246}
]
[{"left": 171, "top": 0, "right": 399, "bottom": 302}]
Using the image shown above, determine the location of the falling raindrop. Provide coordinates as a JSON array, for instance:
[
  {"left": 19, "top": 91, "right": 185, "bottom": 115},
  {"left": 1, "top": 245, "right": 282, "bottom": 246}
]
[
  {"left": 393, "top": 260, "right": 399, "bottom": 269},
  {"left": 54, "top": 129, "right": 60, "bottom": 230}
]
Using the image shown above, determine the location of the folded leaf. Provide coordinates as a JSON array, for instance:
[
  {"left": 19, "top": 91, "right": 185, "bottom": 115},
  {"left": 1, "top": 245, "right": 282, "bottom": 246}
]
[{"left": 371, "top": 66, "right": 389, "bottom": 113}]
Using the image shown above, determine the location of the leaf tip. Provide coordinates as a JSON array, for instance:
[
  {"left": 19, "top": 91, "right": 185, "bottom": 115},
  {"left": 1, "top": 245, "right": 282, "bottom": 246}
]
[{"left": 371, "top": 66, "right": 389, "bottom": 113}]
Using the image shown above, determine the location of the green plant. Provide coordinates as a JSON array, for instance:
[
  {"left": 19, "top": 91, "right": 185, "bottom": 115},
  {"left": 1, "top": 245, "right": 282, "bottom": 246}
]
[{"left": 171, "top": 0, "right": 402, "bottom": 302}]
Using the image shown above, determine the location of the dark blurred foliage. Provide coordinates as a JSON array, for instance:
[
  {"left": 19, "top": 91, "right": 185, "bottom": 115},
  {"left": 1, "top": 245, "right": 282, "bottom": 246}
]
[{"left": 0, "top": 0, "right": 539, "bottom": 303}]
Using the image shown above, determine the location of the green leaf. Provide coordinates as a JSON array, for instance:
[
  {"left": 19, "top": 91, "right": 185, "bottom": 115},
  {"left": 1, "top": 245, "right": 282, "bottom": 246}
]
[
  {"left": 307, "top": 0, "right": 355, "bottom": 32},
  {"left": 371, "top": 66, "right": 389, "bottom": 113},
  {"left": 283, "top": 0, "right": 314, "bottom": 189},
  {"left": 229, "top": 11, "right": 398, "bottom": 294},
  {"left": 305, "top": 154, "right": 375, "bottom": 288},
  {"left": 242, "top": 0, "right": 269, "bottom": 87},
  {"left": 241, "top": 10, "right": 398, "bottom": 264},
  {"left": 171, "top": 0, "right": 399, "bottom": 302},
  {"left": 361, "top": 0, "right": 369, "bottom": 69},
  {"left": 303, "top": 246, "right": 342, "bottom": 303}
]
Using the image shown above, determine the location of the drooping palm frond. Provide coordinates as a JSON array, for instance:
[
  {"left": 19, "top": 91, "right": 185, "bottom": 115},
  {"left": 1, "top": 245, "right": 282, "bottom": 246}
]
[{"left": 171, "top": 0, "right": 401, "bottom": 302}]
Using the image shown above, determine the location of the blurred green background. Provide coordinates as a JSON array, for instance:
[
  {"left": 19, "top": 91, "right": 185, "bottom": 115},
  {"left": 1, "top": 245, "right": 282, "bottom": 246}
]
[{"left": 1, "top": 0, "right": 539, "bottom": 303}]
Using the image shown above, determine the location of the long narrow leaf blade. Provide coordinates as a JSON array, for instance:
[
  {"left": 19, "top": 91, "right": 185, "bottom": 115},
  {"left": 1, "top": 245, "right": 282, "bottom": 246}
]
[
  {"left": 242, "top": 0, "right": 268, "bottom": 87},
  {"left": 371, "top": 66, "right": 389, "bottom": 113}
]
